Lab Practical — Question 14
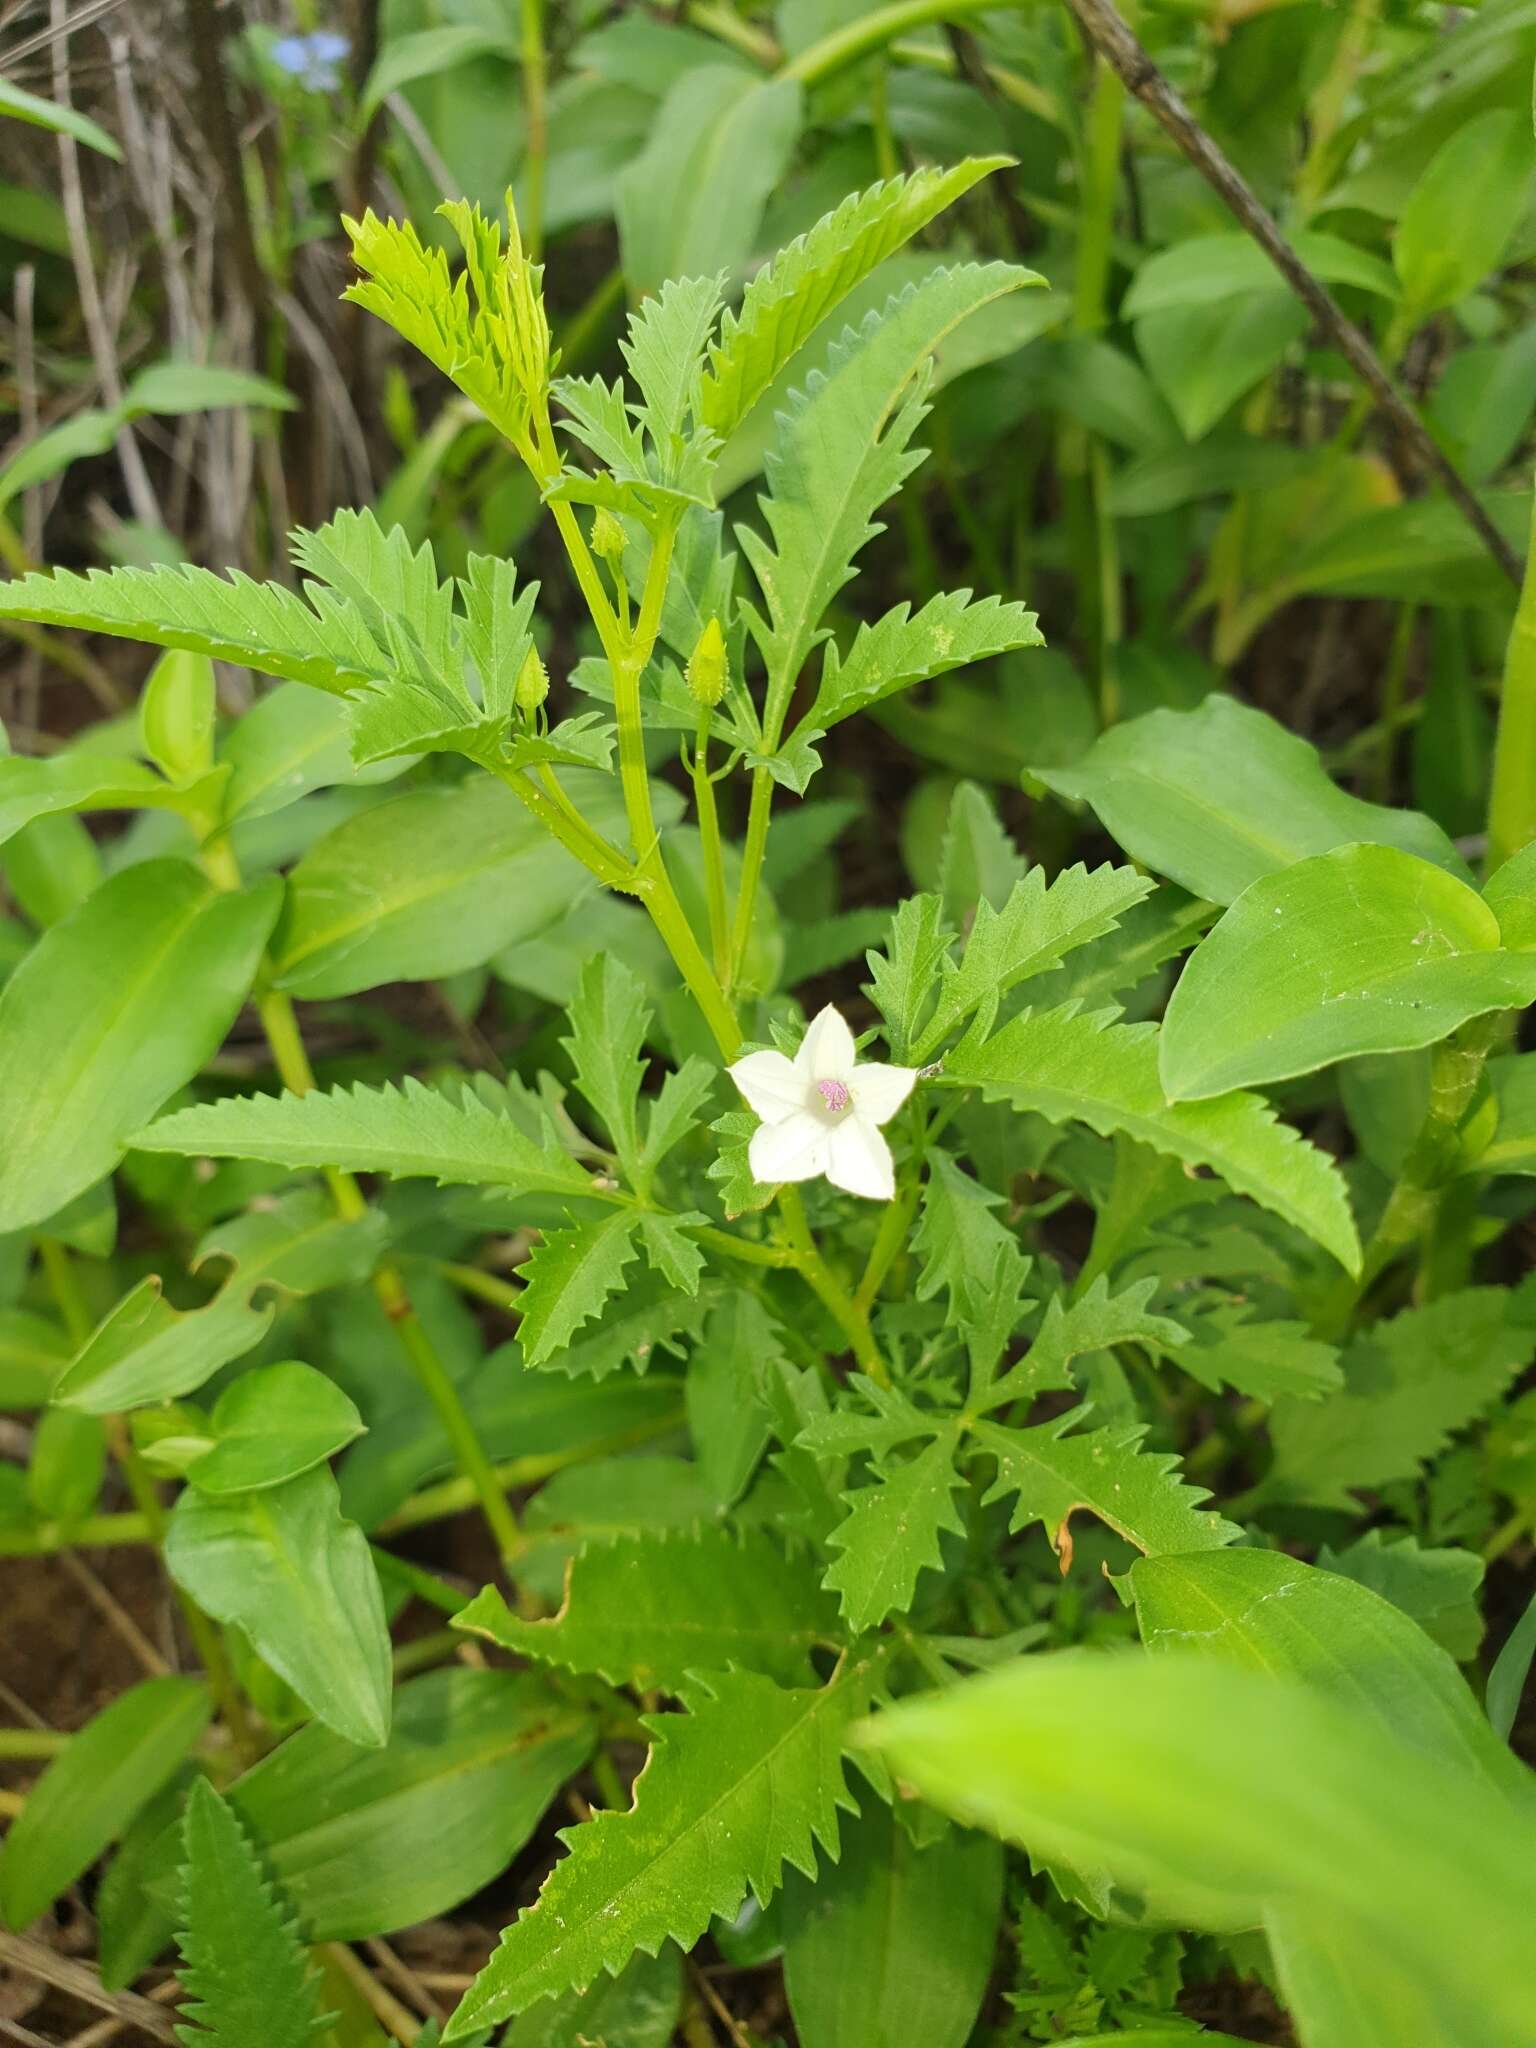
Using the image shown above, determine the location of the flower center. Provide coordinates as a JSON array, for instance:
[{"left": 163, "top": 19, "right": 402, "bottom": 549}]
[{"left": 816, "top": 1078, "right": 851, "bottom": 1116}]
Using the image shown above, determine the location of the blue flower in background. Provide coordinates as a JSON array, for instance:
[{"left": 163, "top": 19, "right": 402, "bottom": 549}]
[{"left": 270, "top": 29, "right": 351, "bottom": 92}]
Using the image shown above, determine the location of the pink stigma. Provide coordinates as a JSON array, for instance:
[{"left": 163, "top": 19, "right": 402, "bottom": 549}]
[{"left": 816, "top": 1078, "right": 851, "bottom": 1115}]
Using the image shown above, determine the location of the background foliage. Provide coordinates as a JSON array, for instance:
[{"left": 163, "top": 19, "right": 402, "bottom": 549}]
[{"left": 0, "top": 1, "right": 1534, "bottom": 2045}]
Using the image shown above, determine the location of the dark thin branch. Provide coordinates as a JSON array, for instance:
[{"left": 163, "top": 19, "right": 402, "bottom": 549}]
[{"left": 1062, "top": 0, "right": 1523, "bottom": 588}]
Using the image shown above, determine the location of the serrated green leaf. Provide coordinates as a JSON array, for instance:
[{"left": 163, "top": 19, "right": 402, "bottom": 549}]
[
  {"left": 0, "top": 562, "right": 387, "bottom": 694},
  {"left": 518, "top": 1213, "right": 643, "bottom": 1367},
  {"left": 564, "top": 954, "right": 649, "bottom": 1183},
  {"left": 174, "top": 1777, "right": 329, "bottom": 2048},
  {"left": 639, "top": 1058, "right": 717, "bottom": 1182},
  {"left": 707, "top": 1108, "right": 777, "bottom": 1216},
  {"left": 740, "top": 265, "right": 1033, "bottom": 731},
  {"left": 807, "top": 589, "right": 1042, "bottom": 735},
  {"left": 636, "top": 1213, "right": 705, "bottom": 1295},
  {"left": 165, "top": 1465, "right": 392, "bottom": 1748},
  {"left": 867, "top": 895, "right": 954, "bottom": 1061},
  {"left": 0, "top": 1677, "right": 210, "bottom": 1931},
  {"left": 1265, "top": 1286, "right": 1536, "bottom": 1509},
  {"left": 698, "top": 160, "right": 1011, "bottom": 439},
  {"left": 976, "top": 1409, "right": 1240, "bottom": 1562},
  {"left": 457, "top": 1528, "right": 839, "bottom": 1689},
  {"left": 620, "top": 274, "right": 725, "bottom": 488},
  {"left": 457, "top": 554, "right": 540, "bottom": 722},
  {"left": 1168, "top": 1304, "right": 1342, "bottom": 1403},
  {"left": 912, "top": 1150, "right": 1022, "bottom": 1307},
  {"left": 984, "top": 1277, "right": 1188, "bottom": 1411},
  {"left": 1161, "top": 843, "right": 1536, "bottom": 1101},
  {"left": 291, "top": 506, "right": 454, "bottom": 682},
  {"left": 442, "top": 1658, "right": 882, "bottom": 2037},
  {"left": 135, "top": 1077, "right": 595, "bottom": 1197},
  {"left": 535, "top": 1274, "right": 729, "bottom": 1383},
  {"left": 914, "top": 864, "right": 1156, "bottom": 1061},
  {"left": 344, "top": 202, "right": 548, "bottom": 445},
  {"left": 825, "top": 1433, "right": 965, "bottom": 1632},
  {"left": 945, "top": 1003, "right": 1361, "bottom": 1273}
]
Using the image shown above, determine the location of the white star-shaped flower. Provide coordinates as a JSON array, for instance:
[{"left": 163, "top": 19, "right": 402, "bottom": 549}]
[{"left": 728, "top": 1004, "right": 917, "bottom": 1201}]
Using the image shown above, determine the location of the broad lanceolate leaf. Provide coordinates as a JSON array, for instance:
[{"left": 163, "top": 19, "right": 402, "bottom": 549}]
[
  {"left": 1130, "top": 1549, "right": 1526, "bottom": 1802},
  {"left": 807, "top": 589, "right": 1042, "bottom": 735},
  {"left": 221, "top": 1669, "right": 593, "bottom": 1942},
  {"left": 1265, "top": 1285, "right": 1536, "bottom": 1510},
  {"left": 53, "top": 1274, "right": 275, "bottom": 1415},
  {"left": 698, "top": 160, "right": 1010, "bottom": 439},
  {"left": 457, "top": 1529, "right": 840, "bottom": 1689},
  {"left": 0, "top": 862, "right": 280, "bottom": 1233},
  {"left": 824, "top": 1432, "right": 965, "bottom": 1632},
  {"left": 270, "top": 774, "right": 638, "bottom": 999},
  {"left": 517, "top": 1214, "right": 650, "bottom": 1367},
  {"left": 186, "top": 1362, "right": 366, "bottom": 1496},
  {"left": 0, "top": 561, "right": 388, "bottom": 694},
  {"left": 442, "top": 1657, "right": 883, "bottom": 2038},
  {"left": 781, "top": 1800, "right": 1004, "bottom": 2048},
  {"left": 975, "top": 1411, "right": 1239, "bottom": 1563},
  {"left": 913, "top": 864, "right": 1156, "bottom": 1061},
  {"left": 175, "top": 1778, "right": 328, "bottom": 2048},
  {"left": 857, "top": 1656, "right": 1536, "bottom": 2048},
  {"left": 165, "top": 1464, "right": 392, "bottom": 1748},
  {"left": 739, "top": 263, "right": 1037, "bottom": 729},
  {"left": 1161, "top": 843, "right": 1536, "bottom": 1101},
  {"left": 617, "top": 66, "right": 802, "bottom": 297},
  {"left": 563, "top": 954, "right": 648, "bottom": 1184},
  {"left": 0, "top": 1677, "right": 210, "bottom": 1930},
  {"left": 946, "top": 1004, "right": 1361, "bottom": 1273},
  {"left": 137, "top": 1077, "right": 595, "bottom": 1198},
  {"left": 1034, "top": 695, "right": 1467, "bottom": 906},
  {"left": 0, "top": 751, "right": 180, "bottom": 848}
]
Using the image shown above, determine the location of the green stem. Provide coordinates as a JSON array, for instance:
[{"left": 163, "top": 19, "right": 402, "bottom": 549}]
[
  {"left": 433, "top": 1259, "right": 523, "bottom": 1315},
  {"left": 1487, "top": 487, "right": 1536, "bottom": 875},
  {"left": 778, "top": 0, "right": 1000, "bottom": 83},
  {"left": 519, "top": 0, "right": 547, "bottom": 259},
  {"left": 0, "top": 1728, "right": 69, "bottom": 1758},
  {"left": 729, "top": 766, "right": 774, "bottom": 993},
  {"left": 256, "top": 987, "right": 523, "bottom": 1561},
  {"left": 1315, "top": 1016, "right": 1499, "bottom": 1336},
  {"left": 855, "top": 1179, "right": 919, "bottom": 1314},
  {"left": 691, "top": 713, "right": 733, "bottom": 984},
  {"left": 376, "top": 1413, "right": 685, "bottom": 1537},
  {"left": 778, "top": 1188, "right": 889, "bottom": 1384}
]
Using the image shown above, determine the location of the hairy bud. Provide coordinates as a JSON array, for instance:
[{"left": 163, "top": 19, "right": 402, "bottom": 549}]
[
  {"left": 515, "top": 645, "right": 549, "bottom": 716},
  {"left": 686, "top": 617, "right": 728, "bottom": 708},
  {"left": 590, "top": 507, "right": 627, "bottom": 563}
]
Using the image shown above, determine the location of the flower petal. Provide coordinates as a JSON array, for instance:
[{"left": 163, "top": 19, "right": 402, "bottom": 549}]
[
  {"left": 826, "top": 1117, "right": 895, "bottom": 1201},
  {"left": 796, "top": 1004, "right": 858, "bottom": 1083},
  {"left": 850, "top": 1061, "right": 918, "bottom": 1127},
  {"left": 729, "top": 1048, "right": 806, "bottom": 1123},
  {"left": 750, "top": 1108, "right": 829, "bottom": 1186}
]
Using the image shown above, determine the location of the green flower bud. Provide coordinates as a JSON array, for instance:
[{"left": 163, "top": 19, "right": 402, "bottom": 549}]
[
  {"left": 590, "top": 506, "right": 627, "bottom": 563},
  {"left": 515, "top": 645, "right": 549, "bottom": 716},
  {"left": 686, "top": 616, "right": 728, "bottom": 708}
]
